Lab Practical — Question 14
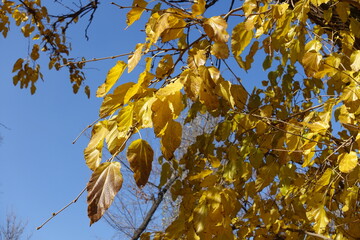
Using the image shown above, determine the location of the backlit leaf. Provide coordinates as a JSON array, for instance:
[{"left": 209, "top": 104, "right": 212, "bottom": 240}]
[
  {"left": 350, "top": 50, "right": 360, "bottom": 72},
  {"left": 87, "top": 162, "right": 123, "bottom": 225},
  {"left": 99, "top": 82, "right": 136, "bottom": 118},
  {"left": 96, "top": 61, "right": 127, "bottom": 97},
  {"left": 84, "top": 121, "right": 109, "bottom": 171},
  {"left": 192, "top": 0, "right": 205, "bottom": 17},
  {"left": 127, "top": 0, "right": 148, "bottom": 26},
  {"left": 306, "top": 206, "right": 329, "bottom": 233},
  {"left": 315, "top": 168, "right": 332, "bottom": 192},
  {"left": 161, "top": 120, "right": 182, "bottom": 159},
  {"left": 127, "top": 139, "right": 154, "bottom": 187},
  {"left": 339, "top": 151, "right": 358, "bottom": 173},
  {"left": 128, "top": 43, "right": 144, "bottom": 73},
  {"left": 232, "top": 22, "right": 253, "bottom": 57},
  {"left": 203, "top": 16, "right": 229, "bottom": 43},
  {"left": 210, "top": 42, "right": 229, "bottom": 59}
]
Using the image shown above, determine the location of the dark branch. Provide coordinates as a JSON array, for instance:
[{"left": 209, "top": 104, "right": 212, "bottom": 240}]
[{"left": 131, "top": 175, "right": 178, "bottom": 240}]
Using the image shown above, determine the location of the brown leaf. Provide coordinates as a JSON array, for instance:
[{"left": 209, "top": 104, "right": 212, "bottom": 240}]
[{"left": 87, "top": 162, "right": 123, "bottom": 225}]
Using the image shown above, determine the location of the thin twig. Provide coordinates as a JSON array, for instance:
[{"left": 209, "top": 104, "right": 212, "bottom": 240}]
[
  {"left": 36, "top": 187, "right": 86, "bottom": 230},
  {"left": 72, "top": 117, "right": 101, "bottom": 144}
]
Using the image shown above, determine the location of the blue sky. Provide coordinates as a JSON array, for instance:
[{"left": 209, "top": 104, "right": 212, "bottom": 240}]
[{"left": 0, "top": 2, "right": 145, "bottom": 239}]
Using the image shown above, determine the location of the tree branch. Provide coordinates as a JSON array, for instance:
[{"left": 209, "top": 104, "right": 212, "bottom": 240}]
[{"left": 131, "top": 175, "right": 178, "bottom": 240}]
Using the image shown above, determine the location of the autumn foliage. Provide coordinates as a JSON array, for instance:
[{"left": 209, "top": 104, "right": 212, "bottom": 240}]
[{"left": 3, "top": 0, "right": 360, "bottom": 239}]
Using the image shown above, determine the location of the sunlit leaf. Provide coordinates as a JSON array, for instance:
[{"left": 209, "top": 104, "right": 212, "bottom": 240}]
[
  {"left": 96, "top": 61, "right": 127, "bottom": 97},
  {"left": 161, "top": 120, "right": 182, "bottom": 159},
  {"left": 192, "top": 0, "right": 205, "bottom": 17},
  {"left": 84, "top": 121, "right": 109, "bottom": 171},
  {"left": 128, "top": 43, "right": 144, "bottom": 73},
  {"left": 87, "top": 162, "right": 123, "bottom": 225},
  {"left": 339, "top": 151, "right": 358, "bottom": 173},
  {"left": 127, "top": 0, "right": 148, "bottom": 26},
  {"left": 127, "top": 139, "right": 154, "bottom": 187},
  {"left": 203, "top": 16, "right": 229, "bottom": 43}
]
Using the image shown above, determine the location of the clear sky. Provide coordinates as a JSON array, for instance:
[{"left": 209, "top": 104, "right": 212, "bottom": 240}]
[{"left": 0, "top": 2, "right": 146, "bottom": 239}]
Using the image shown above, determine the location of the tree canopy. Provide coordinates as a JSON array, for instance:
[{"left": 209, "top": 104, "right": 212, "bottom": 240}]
[{"left": 2, "top": 0, "right": 360, "bottom": 239}]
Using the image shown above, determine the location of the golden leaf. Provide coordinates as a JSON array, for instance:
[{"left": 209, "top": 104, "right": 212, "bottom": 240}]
[
  {"left": 156, "top": 54, "right": 174, "bottom": 79},
  {"left": 203, "top": 16, "right": 229, "bottom": 43},
  {"left": 232, "top": 22, "right": 253, "bottom": 57},
  {"left": 87, "top": 162, "right": 123, "bottom": 225},
  {"left": 315, "top": 168, "right": 332, "bottom": 192},
  {"left": 339, "top": 151, "right": 358, "bottom": 173},
  {"left": 306, "top": 206, "right": 329, "bottom": 233},
  {"left": 210, "top": 42, "right": 229, "bottom": 59},
  {"left": 152, "top": 98, "right": 172, "bottom": 136},
  {"left": 105, "top": 119, "right": 127, "bottom": 155},
  {"left": 134, "top": 96, "right": 157, "bottom": 129},
  {"left": 350, "top": 50, "right": 360, "bottom": 72},
  {"left": 127, "top": 0, "right": 148, "bottom": 26},
  {"left": 156, "top": 79, "right": 183, "bottom": 100},
  {"left": 84, "top": 121, "right": 109, "bottom": 171},
  {"left": 96, "top": 61, "right": 127, "bottom": 97},
  {"left": 161, "top": 120, "right": 182, "bottom": 159},
  {"left": 127, "top": 139, "right": 154, "bottom": 187},
  {"left": 128, "top": 43, "right": 144, "bottom": 73},
  {"left": 99, "top": 82, "right": 136, "bottom": 118},
  {"left": 302, "top": 50, "right": 322, "bottom": 77},
  {"left": 189, "top": 169, "right": 213, "bottom": 181},
  {"left": 192, "top": 0, "right": 205, "bottom": 17},
  {"left": 161, "top": 15, "right": 186, "bottom": 42}
]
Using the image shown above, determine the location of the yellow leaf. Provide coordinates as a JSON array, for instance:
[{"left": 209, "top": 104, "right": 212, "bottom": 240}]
[
  {"left": 96, "top": 61, "right": 127, "bottom": 97},
  {"left": 166, "top": 91, "right": 185, "bottom": 119},
  {"left": 210, "top": 42, "right": 229, "bottom": 59},
  {"left": 243, "top": 0, "right": 257, "bottom": 16},
  {"left": 231, "top": 84, "right": 248, "bottom": 110},
  {"left": 156, "top": 79, "right": 183, "bottom": 100},
  {"left": 216, "top": 80, "right": 234, "bottom": 108},
  {"left": 117, "top": 104, "right": 134, "bottom": 133},
  {"left": 99, "top": 82, "right": 136, "bottom": 118},
  {"left": 339, "top": 151, "right": 358, "bottom": 173},
  {"left": 127, "top": 0, "right": 148, "bottom": 26},
  {"left": 134, "top": 96, "right": 157, "bottom": 129},
  {"left": 306, "top": 206, "right": 329, "bottom": 233},
  {"left": 203, "top": 16, "right": 229, "bottom": 43},
  {"left": 182, "top": 70, "right": 202, "bottom": 101},
  {"left": 128, "top": 43, "right": 144, "bottom": 73},
  {"left": 84, "top": 121, "right": 109, "bottom": 171},
  {"left": 302, "top": 50, "right": 322, "bottom": 77},
  {"left": 161, "top": 120, "right": 182, "bottom": 159},
  {"left": 192, "top": 0, "right": 205, "bottom": 17},
  {"left": 232, "top": 22, "right": 253, "bottom": 57},
  {"left": 156, "top": 54, "right": 174, "bottom": 79},
  {"left": 105, "top": 119, "right": 127, "bottom": 155},
  {"left": 161, "top": 15, "right": 186, "bottom": 42},
  {"left": 87, "top": 162, "right": 123, "bottom": 225},
  {"left": 152, "top": 98, "right": 172, "bottom": 136},
  {"left": 272, "top": 3, "right": 289, "bottom": 19},
  {"left": 189, "top": 169, "right": 213, "bottom": 181},
  {"left": 315, "top": 168, "right": 332, "bottom": 192},
  {"left": 187, "top": 48, "right": 207, "bottom": 69},
  {"left": 146, "top": 12, "right": 170, "bottom": 46},
  {"left": 350, "top": 50, "right": 360, "bottom": 72},
  {"left": 127, "top": 139, "right": 154, "bottom": 187}
]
